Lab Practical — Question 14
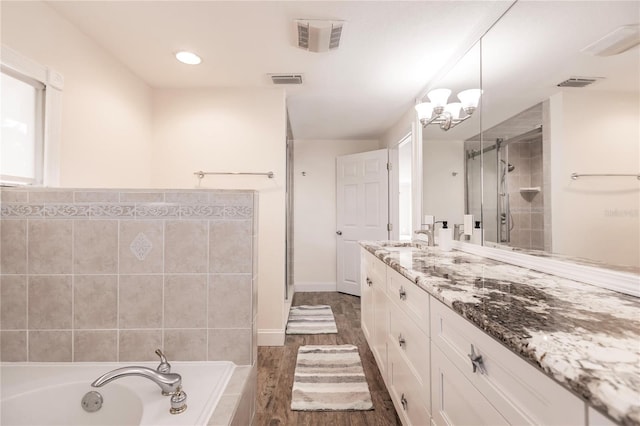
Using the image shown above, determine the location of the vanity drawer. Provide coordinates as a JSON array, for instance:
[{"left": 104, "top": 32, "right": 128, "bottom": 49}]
[
  {"left": 386, "top": 267, "right": 430, "bottom": 334},
  {"left": 388, "top": 298, "right": 430, "bottom": 396},
  {"left": 388, "top": 340, "right": 431, "bottom": 426},
  {"left": 431, "top": 343, "right": 508, "bottom": 426},
  {"left": 363, "top": 249, "right": 386, "bottom": 288},
  {"left": 430, "top": 298, "right": 585, "bottom": 425}
]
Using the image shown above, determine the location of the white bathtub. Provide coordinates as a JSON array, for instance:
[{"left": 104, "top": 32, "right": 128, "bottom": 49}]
[{"left": 1, "top": 361, "right": 235, "bottom": 426}]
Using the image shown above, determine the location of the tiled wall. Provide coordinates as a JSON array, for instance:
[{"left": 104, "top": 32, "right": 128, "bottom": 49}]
[
  {"left": 507, "top": 139, "right": 545, "bottom": 250},
  {"left": 0, "top": 188, "right": 257, "bottom": 365}
]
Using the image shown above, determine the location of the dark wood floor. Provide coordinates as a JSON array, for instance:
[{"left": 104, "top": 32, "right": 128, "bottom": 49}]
[{"left": 255, "top": 292, "right": 401, "bottom": 426}]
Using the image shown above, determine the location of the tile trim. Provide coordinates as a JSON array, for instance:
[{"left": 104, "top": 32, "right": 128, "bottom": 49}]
[{"left": 1, "top": 203, "right": 253, "bottom": 219}]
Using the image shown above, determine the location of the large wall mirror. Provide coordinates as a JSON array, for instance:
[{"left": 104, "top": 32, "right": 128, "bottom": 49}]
[
  {"left": 420, "top": 1, "right": 639, "bottom": 269},
  {"left": 421, "top": 42, "right": 482, "bottom": 232},
  {"left": 480, "top": 1, "right": 639, "bottom": 268}
]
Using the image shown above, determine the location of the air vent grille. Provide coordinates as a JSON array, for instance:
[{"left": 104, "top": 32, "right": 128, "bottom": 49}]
[
  {"left": 270, "top": 74, "right": 303, "bottom": 85},
  {"left": 557, "top": 77, "right": 602, "bottom": 88},
  {"left": 295, "top": 19, "right": 344, "bottom": 52},
  {"left": 329, "top": 25, "right": 342, "bottom": 50}
]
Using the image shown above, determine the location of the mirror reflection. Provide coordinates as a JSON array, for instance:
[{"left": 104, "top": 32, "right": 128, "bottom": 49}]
[
  {"left": 421, "top": 42, "right": 481, "bottom": 238},
  {"left": 480, "top": 1, "right": 639, "bottom": 268}
]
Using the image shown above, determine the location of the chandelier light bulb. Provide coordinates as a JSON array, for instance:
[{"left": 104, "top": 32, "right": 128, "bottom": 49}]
[
  {"left": 415, "top": 102, "right": 435, "bottom": 120},
  {"left": 427, "top": 88, "right": 452, "bottom": 108},
  {"left": 457, "top": 89, "right": 482, "bottom": 110},
  {"left": 444, "top": 102, "right": 462, "bottom": 119}
]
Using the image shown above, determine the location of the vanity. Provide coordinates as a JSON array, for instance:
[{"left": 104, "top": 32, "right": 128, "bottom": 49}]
[{"left": 360, "top": 241, "right": 640, "bottom": 426}]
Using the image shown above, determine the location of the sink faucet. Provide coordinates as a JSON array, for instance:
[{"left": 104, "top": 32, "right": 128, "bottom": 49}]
[
  {"left": 453, "top": 223, "right": 466, "bottom": 241},
  {"left": 91, "top": 350, "right": 187, "bottom": 414},
  {"left": 414, "top": 224, "right": 435, "bottom": 246}
]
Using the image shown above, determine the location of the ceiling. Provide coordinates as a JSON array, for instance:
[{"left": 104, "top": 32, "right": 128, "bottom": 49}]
[{"left": 45, "top": 1, "right": 511, "bottom": 140}]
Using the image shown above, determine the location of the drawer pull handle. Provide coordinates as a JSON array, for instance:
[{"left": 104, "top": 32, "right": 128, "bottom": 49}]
[
  {"left": 398, "top": 334, "right": 406, "bottom": 348},
  {"left": 468, "top": 344, "right": 486, "bottom": 375},
  {"left": 366, "top": 277, "right": 372, "bottom": 286},
  {"left": 399, "top": 286, "right": 407, "bottom": 300},
  {"left": 400, "top": 393, "right": 408, "bottom": 410}
]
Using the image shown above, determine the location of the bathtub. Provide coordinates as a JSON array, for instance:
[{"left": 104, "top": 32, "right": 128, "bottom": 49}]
[{"left": 1, "top": 361, "right": 235, "bottom": 426}]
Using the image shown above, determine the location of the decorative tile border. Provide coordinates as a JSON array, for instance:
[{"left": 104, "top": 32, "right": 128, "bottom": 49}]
[{"left": 1, "top": 202, "right": 253, "bottom": 219}]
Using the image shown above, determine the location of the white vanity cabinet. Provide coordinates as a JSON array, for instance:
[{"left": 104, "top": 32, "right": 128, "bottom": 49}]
[
  {"left": 386, "top": 268, "right": 431, "bottom": 423},
  {"left": 361, "top": 248, "right": 593, "bottom": 426},
  {"left": 430, "top": 297, "right": 585, "bottom": 426},
  {"left": 361, "top": 249, "right": 388, "bottom": 379},
  {"left": 360, "top": 250, "right": 376, "bottom": 342}
]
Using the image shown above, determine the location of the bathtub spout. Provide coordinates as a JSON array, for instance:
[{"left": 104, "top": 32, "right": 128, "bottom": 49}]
[{"left": 91, "top": 366, "right": 182, "bottom": 395}]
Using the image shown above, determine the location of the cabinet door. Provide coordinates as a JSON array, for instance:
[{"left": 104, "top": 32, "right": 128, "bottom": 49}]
[
  {"left": 388, "top": 297, "right": 430, "bottom": 413},
  {"left": 588, "top": 407, "right": 618, "bottom": 426},
  {"left": 431, "top": 344, "right": 508, "bottom": 426},
  {"left": 388, "top": 340, "right": 431, "bottom": 426},
  {"left": 360, "top": 249, "right": 375, "bottom": 342},
  {"left": 372, "top": 284, "right": 389, "bottom": 381}
]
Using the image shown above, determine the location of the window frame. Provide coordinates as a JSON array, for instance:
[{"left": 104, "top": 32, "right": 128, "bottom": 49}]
[{"left": 1, "top": 45, "right": 63, "bottom": 187}]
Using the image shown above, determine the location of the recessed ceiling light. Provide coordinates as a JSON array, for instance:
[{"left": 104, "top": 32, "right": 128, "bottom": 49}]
[{"left": 175, "top": 51, "right": 202, "bottom": 65}]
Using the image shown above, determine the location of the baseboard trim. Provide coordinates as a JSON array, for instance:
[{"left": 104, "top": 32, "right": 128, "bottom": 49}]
[
  {"left": 294, "top": 282, "right": 337, "bottom": 292},
  {"left": 257, "top": 329, "right": 285, "bottom": 346}
]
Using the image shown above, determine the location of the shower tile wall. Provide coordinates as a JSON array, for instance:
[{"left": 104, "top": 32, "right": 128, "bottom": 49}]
[
  {"left": 0, "top": 188, "right": 257, "bottom": 365},
  {"left": 508, "top": 140, "right": 544, "bottom": 250}
]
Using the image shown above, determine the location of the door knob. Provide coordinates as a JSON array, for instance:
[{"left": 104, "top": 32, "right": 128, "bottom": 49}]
[{"left": 336, "top": 230, "right": 342, "bottom": 235}]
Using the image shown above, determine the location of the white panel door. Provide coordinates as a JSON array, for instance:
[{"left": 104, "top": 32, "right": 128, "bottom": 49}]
[{"left": 336, "top": 149, "right": 389, "bottom": 296}]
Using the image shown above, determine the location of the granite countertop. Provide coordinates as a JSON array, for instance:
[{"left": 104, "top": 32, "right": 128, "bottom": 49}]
[{"left": 360, "top": 241, "right": 640, "bottom": 426}]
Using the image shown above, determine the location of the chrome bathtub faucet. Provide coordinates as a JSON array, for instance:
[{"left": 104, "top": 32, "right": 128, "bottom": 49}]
[{"left": 91, "top": 349, "right": 188, "bottom": 415}]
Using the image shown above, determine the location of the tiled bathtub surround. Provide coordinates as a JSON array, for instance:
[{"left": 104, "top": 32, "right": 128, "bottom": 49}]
[{"left": 0, "top": 188, "right": 258, "bottom": 365}]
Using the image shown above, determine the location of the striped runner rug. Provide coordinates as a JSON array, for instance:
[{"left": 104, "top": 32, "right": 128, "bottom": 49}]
[
  {"left": 285, "top": 305, "right": 338, "bottom": 334},
  {"left": 291, "top": 345, "right": 373, "bottom": 411}
]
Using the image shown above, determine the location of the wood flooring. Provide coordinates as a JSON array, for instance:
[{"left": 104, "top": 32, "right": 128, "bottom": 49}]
[{"left": 255, "top": 292, "right": 401, "bottom": 426}]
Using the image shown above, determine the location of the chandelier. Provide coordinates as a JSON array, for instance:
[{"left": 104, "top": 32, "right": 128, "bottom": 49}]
[{"left": 415, "top": 88, "right": 482, "bottom": 131}]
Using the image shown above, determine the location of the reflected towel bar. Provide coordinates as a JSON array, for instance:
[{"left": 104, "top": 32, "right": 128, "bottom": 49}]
[
  {"left": 194, "top": 171, "right": 274, "bottom": 179},
  {"left": 571, "top": 173, "right": 640, "bottom": 180}
]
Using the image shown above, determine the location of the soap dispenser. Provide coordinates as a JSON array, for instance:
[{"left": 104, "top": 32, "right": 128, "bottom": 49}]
[
  {"left": 438, "top": 221, "right": 453, "bottom": 251},
  {"left": 471, "top": 221, "right": 482, "bottom": 245}
]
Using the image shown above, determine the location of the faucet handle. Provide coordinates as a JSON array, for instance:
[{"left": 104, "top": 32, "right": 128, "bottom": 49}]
[{"left": 155, "top": 349, "right": 171, "bottom": 374}]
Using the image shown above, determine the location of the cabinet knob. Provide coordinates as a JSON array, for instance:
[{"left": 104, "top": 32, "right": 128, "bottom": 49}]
[
  {"left": 468, "top": 344, "right": 486, "bottom": 375},
  {"left": 399, "top": 286, "right": 407, "bottom": 300},
  {"left": 336, "top": 230, "right": 342, "bottom": 235},
  {"left": 398, "top": 334, "right": 406, "bottom": 348},
  {"left": 400, "top": 393, "right": 408, "bottom": 410},
  {"left": 366, "top": 277, "right": 372, "bottom": 287}
]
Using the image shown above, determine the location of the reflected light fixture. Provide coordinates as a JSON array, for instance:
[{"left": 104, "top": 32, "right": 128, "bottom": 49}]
[
  {"left": 415, "top": 88, "right": 482, "bottom": 131},
  {"left": 175, "top": 51, "right": 202, "bottom": 65}
]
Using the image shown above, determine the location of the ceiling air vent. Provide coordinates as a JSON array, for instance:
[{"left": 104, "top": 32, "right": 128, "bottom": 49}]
[
  {"left": 295, "top": 19, "right": 344, "bottom": 52},
  {"left": 557, "top": 77, "right": 603, "bottom": 88},
  {"left": 269, "top": 74, "right": 303, "bottom": 85}
]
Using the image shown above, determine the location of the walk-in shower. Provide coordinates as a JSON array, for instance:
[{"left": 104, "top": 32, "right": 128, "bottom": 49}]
[{"left": 466, "top": 126, "right": 544, "bottom": 250}]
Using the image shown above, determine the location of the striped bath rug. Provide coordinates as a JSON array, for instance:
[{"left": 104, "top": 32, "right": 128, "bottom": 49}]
[
  {"left": 286, "top": 305, "right": 338, "bottom": 334},
  {"left": 291, "top": 345, "right": 373, "bottom": 411}
]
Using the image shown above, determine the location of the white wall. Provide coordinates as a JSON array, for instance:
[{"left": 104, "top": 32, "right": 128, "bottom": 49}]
[
  {"left": 1, "top": 1, "right": 153, "bottom": 187},
  {"left": 550, "top": 90, "right": 639, "bottom": 267},
  {"left": 151, "top": 88, "right": 287, "bottom": 345},
  {"left": 293, "top": 139, "right": 380, "bottom": 291},
  {"left": 423, "top": 139, "right": 466, "bottom": 226}
]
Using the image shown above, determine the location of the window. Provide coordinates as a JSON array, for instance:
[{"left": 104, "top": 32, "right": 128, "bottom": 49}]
[
  {"left": 0, "top": 47, "right": 62, "bottom": 187},
  {"left": 1, "top": 68, "right": 45, "bottom": 185}
]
